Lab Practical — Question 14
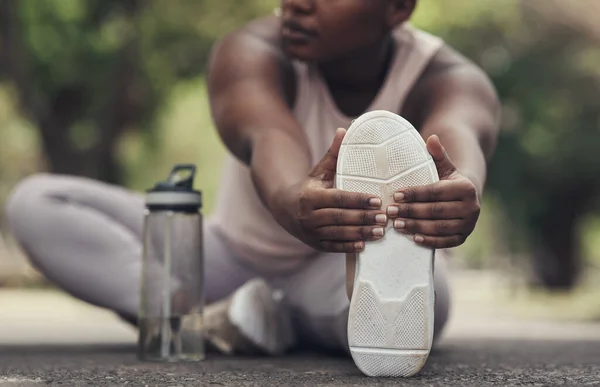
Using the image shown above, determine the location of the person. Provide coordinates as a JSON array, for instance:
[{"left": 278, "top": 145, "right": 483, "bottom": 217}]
[{"left": 3, "top": 0, "right": 499, "bottom": 377}]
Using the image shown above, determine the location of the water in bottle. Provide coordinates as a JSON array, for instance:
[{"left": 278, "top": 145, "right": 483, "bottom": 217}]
[{"left": 137, "top": 164, "right": 204, "bottom": 362}]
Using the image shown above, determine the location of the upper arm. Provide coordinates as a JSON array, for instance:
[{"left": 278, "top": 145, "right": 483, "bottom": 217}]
[
  {"left": 206, "top": 21, "right": 308, "bottom": 165},
  {"left": 411, "top": 47, "right": 501, "bottom": 161}
]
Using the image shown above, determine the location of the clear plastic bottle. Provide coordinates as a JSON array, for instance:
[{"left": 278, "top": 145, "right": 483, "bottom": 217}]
[{"left": 137, "top": 164, "right": 204, "bottom": 362}]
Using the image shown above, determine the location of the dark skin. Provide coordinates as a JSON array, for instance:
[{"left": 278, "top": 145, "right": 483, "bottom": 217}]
[{"left": 207, "top": 0, "right": 500, "bottom": 254}]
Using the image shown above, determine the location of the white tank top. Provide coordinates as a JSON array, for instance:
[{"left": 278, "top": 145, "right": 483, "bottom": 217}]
[{"left": 210, "top": 24, "right": 443, "bottom": 274}]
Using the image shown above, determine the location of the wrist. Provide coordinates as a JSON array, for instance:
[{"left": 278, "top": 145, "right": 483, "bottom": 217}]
[
  {"left": 266, "top": 185, "right": 287, "bottom": 215},
  {"left": 460, "top": 170, "right": 485, "bottom": 200},
  {"left": 266, "top": 183, "right": 298, "bottom": 228}
]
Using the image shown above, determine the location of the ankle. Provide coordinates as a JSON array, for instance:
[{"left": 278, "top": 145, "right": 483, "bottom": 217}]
[{"left": 346, "top": 253, "right": 357, "bottom": 299}]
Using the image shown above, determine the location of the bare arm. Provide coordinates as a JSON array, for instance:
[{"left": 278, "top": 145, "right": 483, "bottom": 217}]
[
  {"left": 389, "top": 47, "right": 500, "bottom": 248},
  {"left": 414, "top": 47, "right": 501, "bottom": 196},
  {"left": 207, "top": 21, "right": 384, "bottom": 253},
  {"left": 207, "top": 21, "right": 311, "bottom": 210}
]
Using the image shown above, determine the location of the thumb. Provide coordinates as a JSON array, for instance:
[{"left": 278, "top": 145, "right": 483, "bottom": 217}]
[
  {"left": 309, "top": 128, "right": 346, "bottom": 180},
  {"left": 426, "top": 134, "right": 457, "bottom": 179}
]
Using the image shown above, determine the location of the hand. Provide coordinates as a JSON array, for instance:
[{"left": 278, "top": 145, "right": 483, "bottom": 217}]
[
  {"left": 271, "top": 128, "right": 387, "bottom": 253},
  {"left": 387, "top": 135, "right": 481, "bottom": 249}
]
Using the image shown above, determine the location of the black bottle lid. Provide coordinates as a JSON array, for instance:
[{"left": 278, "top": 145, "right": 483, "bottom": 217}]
[{"left": 145, "top": 164, "right": 202, "bottom": 213}]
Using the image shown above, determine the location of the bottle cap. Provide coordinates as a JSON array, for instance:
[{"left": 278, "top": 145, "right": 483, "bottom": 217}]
[{"left": 145, "top": 164, "right": 202, "bottom": 212}]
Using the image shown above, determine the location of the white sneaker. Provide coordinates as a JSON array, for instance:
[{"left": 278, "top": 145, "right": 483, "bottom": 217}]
[
  {"left": 204, "top": 278, "right": 295, "bottom": 356},
  {"left": 336, "top": 110, "right": 438, "bottom": 377}
]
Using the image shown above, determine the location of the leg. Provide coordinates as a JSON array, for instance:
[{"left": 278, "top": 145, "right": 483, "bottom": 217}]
[
  {"left": 270, "top": 254, "right": 349, "bottom": 351},
  {"left": 271, "top": 251, "right": 451, "bottom": 353},
  {"left": 4, "top": 173, "right": 256, "bottom": 319},
  {"left": 5, "top": 174, "right": 146, "bottom": 317},
  {"left": 432, "top": 251, "right": 451, "bottom": 342}
]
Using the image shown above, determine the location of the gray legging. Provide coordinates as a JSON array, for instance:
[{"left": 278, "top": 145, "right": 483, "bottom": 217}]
[{"left": 4, "top": 173, "right": 450, "bottom": 350}]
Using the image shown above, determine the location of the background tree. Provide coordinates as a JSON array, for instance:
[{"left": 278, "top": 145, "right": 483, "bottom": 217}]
[
  {"left": 2, "top": 0, "right": 600, "bottom": 291},
  {"left": 416, "top": 0, "right": 600, "bottom": 289},
  {"left": 0, "top": 0, "right": 273, "bottom": 183}
]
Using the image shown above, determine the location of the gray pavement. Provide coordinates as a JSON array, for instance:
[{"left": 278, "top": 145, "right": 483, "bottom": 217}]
[
  {"left": 2, "top": 271, "right": 600, "bottom": 386},
  {"left": 2, "top": 340, "right": 600, "bottom": 386}
]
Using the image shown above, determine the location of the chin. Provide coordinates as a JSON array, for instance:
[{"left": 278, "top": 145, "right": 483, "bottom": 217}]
[{"left": 282, "top": 42, "right": 319, "bottom": 63}]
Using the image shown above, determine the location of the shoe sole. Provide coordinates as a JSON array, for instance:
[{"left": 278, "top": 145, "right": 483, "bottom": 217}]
[{"left": 336, "top": 110, "right": 438, "bottom": 377}]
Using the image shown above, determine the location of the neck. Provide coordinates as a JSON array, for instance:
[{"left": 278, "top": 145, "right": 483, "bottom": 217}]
[{"left": 318, "top": 34, "right": 395, "bottom": 92}]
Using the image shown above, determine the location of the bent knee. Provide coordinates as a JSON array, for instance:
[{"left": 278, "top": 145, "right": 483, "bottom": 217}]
[{"left": 4, "top": 173, "right": 57, "bottom": 241}]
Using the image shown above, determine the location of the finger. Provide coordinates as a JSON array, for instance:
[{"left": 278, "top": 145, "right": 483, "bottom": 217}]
[
  {"left": 426, "top": 135, "right": 457, "bottom": 180},
  {"left": 393, "top": 218, "right": 464, "bottom": 237},
  {"left": 321, "top": 241, "right": 365, "bottom": 253},
  {"left": 316, "top": 189, "right": 382, "bottom": 210},
  {"left": 387, "top": 202, "right": 465, "bottom": 220},
  {"left": 309, "top": 209, "right": 387, "bottom": 228},
  {"left": 316, "top": 225, "right": 385, "bottom": 242},
  {"left": 394, "top": 180, "right": 477, "bottom": 203},
  {"left": 413, "top": 234, "right": 466, "bottom": 249},
  {"left": 309, "top": 128, "right": 346, "bottom": 180}
]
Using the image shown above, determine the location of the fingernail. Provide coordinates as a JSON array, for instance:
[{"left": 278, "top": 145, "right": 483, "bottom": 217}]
[
  {"left": 387, "top": 206, "right": 399, "bottom": 216},
  {"left": 354, "top": 242, "right": 364, "bottom": 251},
  {"left": 375, "top": 214, "right": 387, "bottom": 224},
  {"left": 414, "top": 235, "right": 425, "bottom": 243},
  {"left": 369, "top": 198, "right": 382, "bottom": 208},
  {"left": 394, "top": 220, "right": 406, "bottom": 229},
  {"left": 373, "top": 227, "right": 385, "bottom": 237},
  {"left": 394, "top": 192, "right": 405, "bottom": 202}
]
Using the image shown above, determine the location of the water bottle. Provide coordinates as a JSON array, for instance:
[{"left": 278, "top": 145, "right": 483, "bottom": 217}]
[{"left": 137, "top": 164, "right": 204, "bottom": 362}]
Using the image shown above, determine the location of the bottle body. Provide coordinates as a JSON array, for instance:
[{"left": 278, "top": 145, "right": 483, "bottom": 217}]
[{"left": 138, "top": 209, "right": 204, "bottom": 362}]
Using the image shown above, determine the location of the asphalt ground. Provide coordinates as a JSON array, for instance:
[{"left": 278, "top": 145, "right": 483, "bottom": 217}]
[
  {"left": 3, "top": 272, "right": 600, "bottom": 386},
  {"left": 1, "top": 338, "right": 600, "bottom": 386}
]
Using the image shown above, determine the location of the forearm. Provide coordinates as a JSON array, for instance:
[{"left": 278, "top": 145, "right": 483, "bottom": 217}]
[
  {"left": 249, "top": 128, "right": 312, "bottom": 212},
  {"left": 436, "top": 128, "right": 488, "bottom": 197},
  {"left": 413, "top": 54, "right": 500, "bottom": 197}
]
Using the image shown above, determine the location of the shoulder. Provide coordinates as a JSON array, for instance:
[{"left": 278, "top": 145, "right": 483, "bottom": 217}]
[
  {"left": 207, "top": 17, "right": 296, "bottom": 100},
  {"left": 423, "top": 45, "right": 496, "bottom": 95},
  {"left": 404, "top": 43, "right": 499, "bottom": 125}
]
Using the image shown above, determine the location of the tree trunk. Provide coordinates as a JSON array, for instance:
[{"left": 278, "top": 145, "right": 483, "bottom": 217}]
[
  {"left": 38, "top": 122, "right": 123, "bottom": 184},
  {"left": 530, "top": 186, "right": 594, "bottom": 290},
  {"left": 0, "top": 0, "right": 142, "bottom": 185}
]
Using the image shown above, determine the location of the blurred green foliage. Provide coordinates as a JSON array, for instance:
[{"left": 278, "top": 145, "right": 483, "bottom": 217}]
[
  {"left": 0, "top": 0, "right": 277, "bottom": 182},
  {"left": 1, "top": 0, "right": 600, "bottom": 288},
  {"left": 415, "top": 0, "right": 600, "bottom": 287}
]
